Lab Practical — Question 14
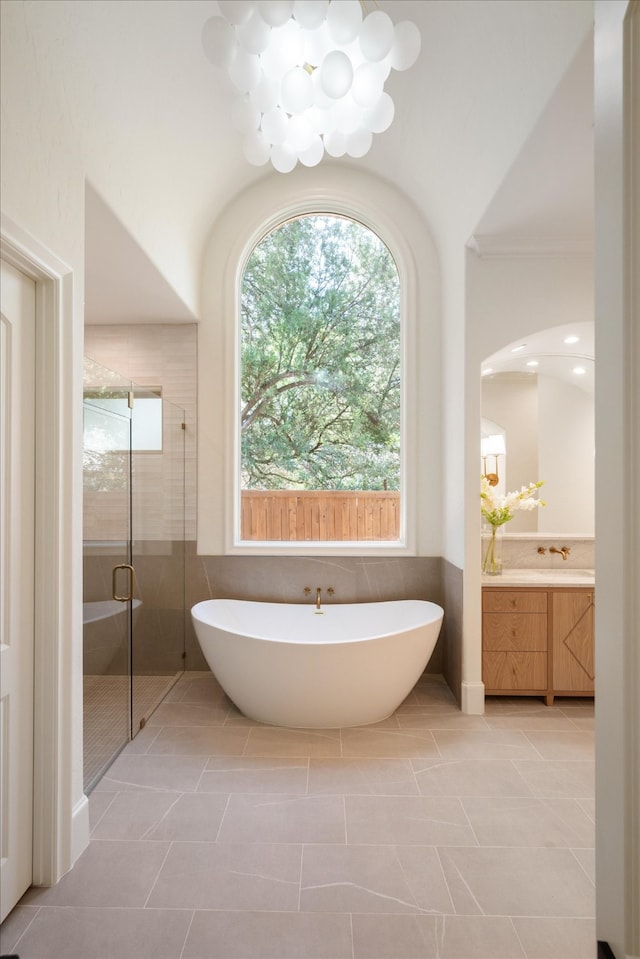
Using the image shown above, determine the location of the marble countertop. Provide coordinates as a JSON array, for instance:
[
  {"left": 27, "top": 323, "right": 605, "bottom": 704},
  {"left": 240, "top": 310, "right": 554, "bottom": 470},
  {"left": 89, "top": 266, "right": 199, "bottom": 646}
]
[{"left": 482, "top": 568, "right": 595, "bottom": 587}]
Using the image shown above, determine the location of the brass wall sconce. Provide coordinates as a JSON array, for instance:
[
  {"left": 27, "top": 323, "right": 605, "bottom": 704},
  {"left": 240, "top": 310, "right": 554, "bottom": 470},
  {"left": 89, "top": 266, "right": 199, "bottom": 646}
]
[{"left": 481, "top": 434, "right": 506, "bottom": 487}]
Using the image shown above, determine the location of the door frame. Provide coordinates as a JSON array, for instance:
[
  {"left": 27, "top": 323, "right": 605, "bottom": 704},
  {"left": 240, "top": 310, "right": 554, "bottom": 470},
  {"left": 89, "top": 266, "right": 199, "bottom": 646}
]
[{"left": 1, "top": 214, "right": 89, "bottom": 886}]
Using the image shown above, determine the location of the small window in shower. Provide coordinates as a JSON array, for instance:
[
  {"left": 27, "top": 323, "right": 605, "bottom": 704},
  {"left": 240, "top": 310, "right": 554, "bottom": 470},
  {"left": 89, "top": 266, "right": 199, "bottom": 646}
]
[{"left": 84, "top": 387, "right": 164, "bottom": 452}]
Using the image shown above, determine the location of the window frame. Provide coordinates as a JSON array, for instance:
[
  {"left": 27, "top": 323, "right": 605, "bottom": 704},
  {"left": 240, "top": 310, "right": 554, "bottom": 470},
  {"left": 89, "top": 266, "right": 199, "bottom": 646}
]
[{"left": 228, "top": 202, "right": 418, "bottom": 556}]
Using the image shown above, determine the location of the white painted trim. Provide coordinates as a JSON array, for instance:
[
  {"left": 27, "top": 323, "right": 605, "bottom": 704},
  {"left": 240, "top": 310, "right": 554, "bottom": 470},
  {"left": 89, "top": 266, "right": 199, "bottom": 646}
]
[
  {"left": 468, "top": 233, "right": 593, "bottom": 258},
  {"left": 229, "top": 201, "right": 413, "bottom": 555},
  {"left": 594, "top": 2, "right": 640, "bottom": 956},
  {"left": 0, "top": 214, "right": 88, "bottom": 885},
  {"left": 460, "top": 681, "right": 485, "bottom": 715},
  {"left": 622, "top": 4, "right": 640, "bottom": 954},
  {"left": 71, "top": 795, "right": 90, "bottom": 864}
]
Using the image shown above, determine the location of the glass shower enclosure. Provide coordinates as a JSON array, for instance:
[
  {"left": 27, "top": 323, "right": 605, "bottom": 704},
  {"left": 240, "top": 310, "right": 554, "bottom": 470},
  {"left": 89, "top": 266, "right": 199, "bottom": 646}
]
[{"left": 82, "top": 357, "right": 186, "bottom": 791}]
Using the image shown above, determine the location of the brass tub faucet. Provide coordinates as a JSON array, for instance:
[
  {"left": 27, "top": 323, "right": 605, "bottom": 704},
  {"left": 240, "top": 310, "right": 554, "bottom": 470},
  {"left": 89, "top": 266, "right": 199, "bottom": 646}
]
[{"left": 303, "top": 586, "right": 335, "bottom": 610}]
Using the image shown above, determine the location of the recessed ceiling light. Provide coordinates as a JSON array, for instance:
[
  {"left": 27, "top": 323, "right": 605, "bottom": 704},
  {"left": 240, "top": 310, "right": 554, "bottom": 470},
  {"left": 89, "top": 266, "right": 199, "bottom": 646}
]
[
  {"left": 511, "top": 344, "right": 527, "bottom": 353},
  {"left": 481, "top": 368, "right": 493, "bottom": 376},
  {"left": 573, "top": 366, "right": 586, "bottom": 375},
  {"left": 564, "top": 335, "right": 580, "bottom": 344},
  {"left": 526, "top": 360, "right": 539, "bottom": 367}
]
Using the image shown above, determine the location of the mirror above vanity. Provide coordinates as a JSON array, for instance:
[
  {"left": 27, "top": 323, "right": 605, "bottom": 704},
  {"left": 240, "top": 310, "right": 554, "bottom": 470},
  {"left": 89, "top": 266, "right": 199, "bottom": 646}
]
[{"left": 481, "top": 320, "right": 594, "bottom": 538}]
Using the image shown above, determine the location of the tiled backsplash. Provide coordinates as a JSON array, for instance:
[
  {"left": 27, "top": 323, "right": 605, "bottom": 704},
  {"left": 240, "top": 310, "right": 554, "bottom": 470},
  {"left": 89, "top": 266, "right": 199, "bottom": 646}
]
[
  {"left": 500, "top": 535, "right": 594, "bottom": 570},
  {"left": 83, "top": 545, "right": 452, "bottom": 677},
  {"left": 185, "top": 551, "right": 448, "bottom": 674}
]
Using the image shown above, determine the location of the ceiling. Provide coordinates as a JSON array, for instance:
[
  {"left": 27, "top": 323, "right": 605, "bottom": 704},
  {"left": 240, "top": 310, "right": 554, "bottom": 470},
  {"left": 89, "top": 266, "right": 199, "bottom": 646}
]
[
  {"left": 85, "top": 184, "right": 198, "bottom": 324},
  {"left": 481, "top": 320, "right": 595, "bottom": 395},
  {"left": 83, "top": 1, "right": 595, "bottom": 326},
  {"left": 473, "top": 28, "right": 594, "bottom": 249}
]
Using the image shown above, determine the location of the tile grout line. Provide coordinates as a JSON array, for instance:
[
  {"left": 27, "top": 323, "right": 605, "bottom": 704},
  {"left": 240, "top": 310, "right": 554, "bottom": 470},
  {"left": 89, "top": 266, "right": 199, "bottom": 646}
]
[
  {"left": 569, "top": 846, "right": 597, "bottom": 887},
  {"left": 297, "top": 844, "right": 304, "bottom": 914},
  {"left": 88, "top": 790, "right": 118, "bottom": 836},
  {"left": 434, "top": 846, "right": 460, "bottom": 917},
  {"left": 3, "top": 904, "right": 42, "bottom": 956},
  {"left": 508, "top": 915, "right": 530, "bottom": 959},
  {"left": 177, "top": 908, "right": 196, "bottom": 959},
  {"left": 141, "top": 840, "right": 175, "bottom": 910}
]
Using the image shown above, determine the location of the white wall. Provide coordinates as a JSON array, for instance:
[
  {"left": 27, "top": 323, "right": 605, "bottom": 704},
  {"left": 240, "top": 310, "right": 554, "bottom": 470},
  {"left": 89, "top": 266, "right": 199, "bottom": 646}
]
[
  {"left": 467, "top": 253, "right": 594, "bottom": 366},
  {"left": 0, "top": 0, "right": 211, "bottom": 875},
  {"left": 442, "top": 244, "right": 467, "bottom": 571},
  {"left": 1, "top": 0, "right": 89, "bottom": 876}
]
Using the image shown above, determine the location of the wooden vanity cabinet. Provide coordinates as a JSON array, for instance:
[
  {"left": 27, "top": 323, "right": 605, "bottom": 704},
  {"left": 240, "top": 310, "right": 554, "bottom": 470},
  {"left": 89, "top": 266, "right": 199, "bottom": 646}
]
[
  {"left": 482, "top": 590, "right": 548, "bottom": 699},
  {"left": 482, "top": 586, "right": 594, "bottom": 705}
]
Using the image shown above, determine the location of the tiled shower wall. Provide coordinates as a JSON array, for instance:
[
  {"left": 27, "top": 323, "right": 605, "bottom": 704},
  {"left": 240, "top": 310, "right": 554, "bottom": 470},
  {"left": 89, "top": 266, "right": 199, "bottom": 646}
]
[
  {"left": 84, "top": 324, "right": 198, "bottom": 673},
  {"left": 84, "top": 324, "right": 197, "bottom": 541}
]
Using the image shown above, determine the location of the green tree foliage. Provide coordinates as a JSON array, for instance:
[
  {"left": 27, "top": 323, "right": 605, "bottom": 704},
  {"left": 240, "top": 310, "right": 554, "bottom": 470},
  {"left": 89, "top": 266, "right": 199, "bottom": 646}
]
[{"left": 241, "top": 215, "right": 400, "bottom": 490}]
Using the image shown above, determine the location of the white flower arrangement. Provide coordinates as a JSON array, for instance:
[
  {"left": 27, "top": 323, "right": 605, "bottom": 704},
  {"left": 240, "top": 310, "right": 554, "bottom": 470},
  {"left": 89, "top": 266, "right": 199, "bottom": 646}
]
[{"left": 481, "top": 476, "right": 545, "bottom": 573}]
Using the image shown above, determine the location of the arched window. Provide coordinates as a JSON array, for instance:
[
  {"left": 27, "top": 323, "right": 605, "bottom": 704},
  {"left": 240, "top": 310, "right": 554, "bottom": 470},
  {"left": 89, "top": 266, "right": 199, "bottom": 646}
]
[
  {"left": 237, "top": 213, "right": 403, "bottom": 544},
  {"left": 198, "top": 166, "right": 439, "bottom": 557}
]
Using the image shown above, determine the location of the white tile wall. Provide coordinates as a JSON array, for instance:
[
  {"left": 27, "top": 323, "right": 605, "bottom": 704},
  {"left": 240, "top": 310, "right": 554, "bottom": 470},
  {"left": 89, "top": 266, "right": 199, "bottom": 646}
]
[{"left": 84, "top": 324, "right": 197, "bottom": 541}]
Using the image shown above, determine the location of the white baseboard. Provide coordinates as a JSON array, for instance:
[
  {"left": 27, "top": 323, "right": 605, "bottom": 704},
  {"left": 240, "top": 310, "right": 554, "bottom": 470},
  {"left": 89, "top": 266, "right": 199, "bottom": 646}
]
[
  {"left": 71, "top": 794, "right": 90, "bottom": 865},
  {"left": 461, "top": 681, "right": 485, "bottom": 715}
]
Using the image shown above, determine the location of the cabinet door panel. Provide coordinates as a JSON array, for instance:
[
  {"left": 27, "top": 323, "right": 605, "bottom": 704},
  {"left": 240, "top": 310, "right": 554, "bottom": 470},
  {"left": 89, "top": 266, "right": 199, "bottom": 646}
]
[
  {"left": 483, "top": 613, "right": 547, "bottom": 651},
  {"left": 483, "top": 652, "right": 547, "bottom": 690},
  {"left": 483, "top": 591, "right": 547, "bottom": 614},
  {"left": 552, "top": 591, "right": 595, "bottom": 691}
]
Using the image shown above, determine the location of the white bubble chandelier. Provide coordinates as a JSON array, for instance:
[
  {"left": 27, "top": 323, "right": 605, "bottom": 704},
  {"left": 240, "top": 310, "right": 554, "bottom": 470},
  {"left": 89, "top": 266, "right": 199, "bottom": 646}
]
[{"left": 202, "top": 1, "right": 421, "bottom": 173}]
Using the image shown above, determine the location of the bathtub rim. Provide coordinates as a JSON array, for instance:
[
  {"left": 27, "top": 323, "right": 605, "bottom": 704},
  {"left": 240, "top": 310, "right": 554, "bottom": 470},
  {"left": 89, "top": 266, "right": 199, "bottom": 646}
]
[{"left": 191, "top": 597, "right": 444, "bottom": 646}]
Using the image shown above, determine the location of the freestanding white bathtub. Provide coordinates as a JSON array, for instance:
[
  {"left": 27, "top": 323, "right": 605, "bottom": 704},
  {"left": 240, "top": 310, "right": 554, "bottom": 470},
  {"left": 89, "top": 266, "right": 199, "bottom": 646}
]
[{"left": 191, "top": 598, "right": 444, "bottom": 728}]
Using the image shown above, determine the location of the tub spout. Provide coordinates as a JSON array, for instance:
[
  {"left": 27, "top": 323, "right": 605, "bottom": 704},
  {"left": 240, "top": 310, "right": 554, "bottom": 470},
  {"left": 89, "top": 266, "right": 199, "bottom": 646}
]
[{"left": 316, "top": 587, "right": 322, "bottom": 610}]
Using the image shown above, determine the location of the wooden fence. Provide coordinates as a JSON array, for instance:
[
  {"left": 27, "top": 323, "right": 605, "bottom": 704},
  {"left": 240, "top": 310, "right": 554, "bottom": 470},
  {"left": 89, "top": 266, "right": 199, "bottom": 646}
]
[{"left": 241, "top": 490, "right": 400, "bottom": 541}]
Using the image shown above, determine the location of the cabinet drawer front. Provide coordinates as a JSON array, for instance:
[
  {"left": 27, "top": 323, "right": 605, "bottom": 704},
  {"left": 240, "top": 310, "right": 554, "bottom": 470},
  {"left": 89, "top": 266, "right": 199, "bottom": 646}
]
[
  {"left": 483, "top": 590, "right": 547, "bottom": 613},
  {"left": 483, "top": 651, "right": 547, "bottom": 690},
  {"left": 483, "top": 612, "right": 547, "bottom": 651}
]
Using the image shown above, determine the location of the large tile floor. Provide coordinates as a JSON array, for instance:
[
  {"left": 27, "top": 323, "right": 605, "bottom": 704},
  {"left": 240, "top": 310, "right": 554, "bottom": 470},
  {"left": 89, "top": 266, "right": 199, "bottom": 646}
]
[{"left": 1, "top": 672, "right": 596, "bottom": 959}]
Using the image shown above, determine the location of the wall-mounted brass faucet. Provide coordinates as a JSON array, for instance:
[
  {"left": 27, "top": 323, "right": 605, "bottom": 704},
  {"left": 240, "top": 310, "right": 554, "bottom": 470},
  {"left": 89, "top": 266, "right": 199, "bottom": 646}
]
[
  {"left": 303, "top": 586, "right": 335, "bottom": 610},
  {"left": 550, "top": 546, "right": 571, "bottom": 561}
]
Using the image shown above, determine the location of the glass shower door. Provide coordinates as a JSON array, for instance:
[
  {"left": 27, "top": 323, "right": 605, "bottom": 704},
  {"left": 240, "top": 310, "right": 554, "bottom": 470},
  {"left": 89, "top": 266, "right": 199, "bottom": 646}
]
[
  {"left": 82, "top": 386, "right": 133, "bottom": 792},
  {"left": 82, "top": 358, "right": 187, "bottom": 791},
  {"left": 130, "top": 388, "right": 186, "bottom": 735}
]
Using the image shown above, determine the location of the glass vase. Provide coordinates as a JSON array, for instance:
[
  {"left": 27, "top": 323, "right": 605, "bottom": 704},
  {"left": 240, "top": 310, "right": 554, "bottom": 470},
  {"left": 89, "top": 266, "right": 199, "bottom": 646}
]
[{"left": 482, "top": 524, "right": 503, "bottom": 575}]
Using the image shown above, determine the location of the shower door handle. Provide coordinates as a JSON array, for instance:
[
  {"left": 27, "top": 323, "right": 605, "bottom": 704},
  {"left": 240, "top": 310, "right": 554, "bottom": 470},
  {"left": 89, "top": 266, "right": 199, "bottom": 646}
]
[{"left": 112, "top": 564, "right": 134, "bottom": 603}]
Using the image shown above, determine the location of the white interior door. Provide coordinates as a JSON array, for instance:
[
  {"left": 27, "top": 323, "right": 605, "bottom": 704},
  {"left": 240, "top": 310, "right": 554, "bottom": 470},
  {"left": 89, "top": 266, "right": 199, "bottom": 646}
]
[{"left": 0, "top": 258, "right": 35, "bottom": 922}]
